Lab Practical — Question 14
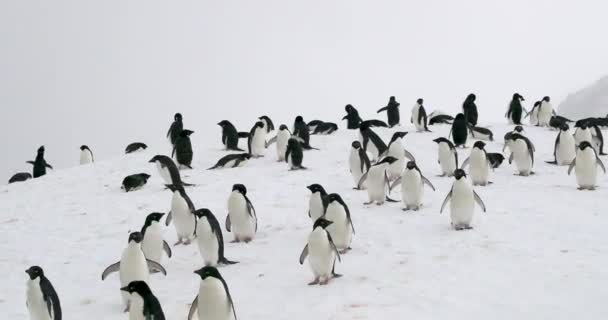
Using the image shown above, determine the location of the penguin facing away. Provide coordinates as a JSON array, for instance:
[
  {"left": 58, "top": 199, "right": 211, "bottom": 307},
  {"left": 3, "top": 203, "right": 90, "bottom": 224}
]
[
  {"left": 218, "top": 120, "right": 249, "bottom": 151},
  {"left": 172, "top": 129, "right": 194, "bottom": 169},
  {"left": 140, "top": 212, "right": 172, "bottom": 265},
  {"left": 285, "top": 138, "right": 306, "bottom": 170},
  {"left": 428, "top": 111, "right": 454, "bottom": 125},
  {"left": 27, "top": 146, "right": 53, "bottom": 178},
  {"left": 208, "top": 153, "right": 251, "bottom": 170},
  {"left": 307, "top": 184, "right": 329, "bottom": 222},
  {"left": 526, "top": 101, "right": 541, "bottom": 126},
  {"left": 324, "top": 193, "right": 355, "bottom": 253},
  {"left": 293, "top": 116, "right": 317, "bottom": 150},
  {"left": 226, "top": 184, "right": 258, "bottom": 243},
  {"left": 120, "top": 281, "right": 165, "bottom": 320},
  {"left": 486, "top": 153, "right": 506, "bottom": 169},
  {"left": 377, "top": 96, "right": 401, "bottom": 128},
  {"left": 125, "top": 142, "right": 147, "bottom": 154},
  {"left": 440, "top": 169, "right": 486, "bottom": 230},
  {"left": 546, "top": 124, "right": 576, "bottom": 166},
  {"left": 299, "top": 218, "right": 342, "bottom": 286},
  {"left": 167, "top": 113, "right": 183, "bottom": 146},
  {"left": 312, "top": 122, "right": 338, "bottom": 135},
  {"left": 307, "top": 120, "right": 325, "bottom": 132},
  {"left": 468, "top": 126, "right": 494, "bottom": 141},
  {"left": 165, "top": 184, "right": 197, "bottom": 245},
  {"left": 79, "top": 145, "right": 94, "bottom": 165},
  {"left": 358, "top": 156, "right": 399, "bottom": 205},
  {"left": 349, "top": 141, "right": 371, "bottom": 189},
  {"left": 8, "top": 172, "right": 32, "bottom": 184},
  {"left": 122, "top": 173, "right": 151, "bottom": 192},
  {"left": 26, "top": 266, "right": 62, "bottom": 320},
  {"left": 343, "top": 104, "right": 363, "bottom": 129},
  {"left": 188, "top": 266, "right": 237, "bottom": 320},
  {"left": 390, "top": 161, "right": 436, "bottom": 211},
  {"left": 433, "top": 137, "right": 459, "bottom": 177},
  {"left": 568, "top": 141, "right": 606, "bottom": 190},
  {"left": 194, "top": 208, "right": 238, "bottom": 267},
  {"left": 462, "top": 94, "right": 479, "bottom": 126},
  {"left": 450, "top": 114, "right": 468, "bottom": 147}
]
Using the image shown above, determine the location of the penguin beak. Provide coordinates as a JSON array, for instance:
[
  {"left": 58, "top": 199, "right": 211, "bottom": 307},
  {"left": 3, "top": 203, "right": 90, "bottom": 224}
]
[{"left": 120, "top": 286, "right": 129, "bottom": 292}]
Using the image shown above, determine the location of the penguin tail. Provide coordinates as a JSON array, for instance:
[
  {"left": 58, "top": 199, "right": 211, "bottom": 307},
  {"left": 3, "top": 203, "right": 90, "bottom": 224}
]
[
  {"left": 207, "top": 166, "right": 218, "bottom": 170},
  {"left": 386, "top": 196, "right": 399, "bottom": 203},
  {"left": 219, "top": 257, "right": 239, "bottom": 265},
  {"left": 182, "top": 182, "right": 196, "bottom": 187},
  {"left": 545, "top": 160, "right": 558, "bottom": 165},
  {"left": 238, "top": 132, "right": 250, "bottom": 138}
]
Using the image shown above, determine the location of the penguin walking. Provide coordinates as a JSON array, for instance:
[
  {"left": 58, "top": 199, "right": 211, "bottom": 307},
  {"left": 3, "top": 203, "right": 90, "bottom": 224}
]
[
  {"left": 546, "top": 124, "right": 576, "bottom": 165},
  {"left": 149, "top": 155, "right": 193, "bottom": 187},
  {"left": 248, "top": 121, "right": 267, "bottom": 158},
  {"left": 349, "top": 141, "right": 371, "bottom": 189},
  {"left": 449, "top": 114, "right": 468, "bottom": 148},
  {"left": 218, "top": 120, "right": 249, "bottom": 151},
  {"left": 120, "top": 281, "right": 165, "bottom": 320},
  {"left": 101, "top": 232, "right": 167, "bottom": 311},
  {"left": 166, "top": 113, "right": 183, "bottom": 146},
  {"left": 462, "top": 94, "right": 479, "bottom": 126},
  {"left": 141, "top": 213, "right": 172, "bottom": 266},
  {"left": 440, "top": 169, "right": 486, "bottom": 230},
  {"left": 293, "top": 116, "right": 317, "bottom": 150},
  {"left": 8, "top": 172, "right": 32, "bottom": 184},
  {"left": 527, "top": 101, "right": 541, "bottom": 126},
  {"left": 506, "top": 133, "right": 535, "bottom": 176},
  {"left": 226, "top": 184, "right": 257, "bottom": 243},
  {"left": 503, "top": 125, "right": 526, "bottom": 154},
  {"left": 390, "top": 161, "right": 435, "bottom": 211},
  {"left": 194, "top": 209, "right": 238, "bottom": 267},
  {"left": 568, "top": 141, "right": 606, "bottom": 190},
  {"left": 125, "top": 142, "right": 147, "bottom": 154},
  {"left": 285, "top": 138, "right": 306, "bottom": 170},
  {"left": 207, "top": 153, "right": 251, "bottom": 170},
  {"left": 461, "top": 141, "right": 492, "bottom": 186},
  {"left": 122, "top": 173, "right": 151, "bottom": 192},
  {"left": 27, "top": 146, "right": 53, "bottom": 178},
  {"left": 25, "top": 266, "right": 61, "bottom": 320},
  {"left": 299, "top": 218, "right": 342, "bottom": 285},
  {"left": 384, "top": 132, "right": 416, "bottom": 181},
  {"left": 172, "top": 129, "right": 194, "bottom": 169},
  {"left": 324, "top": 193, "right": 355, "bottom": 253},
  {"left": 411, "top": 98, "right": 431, "bottom": 132},
  {"left": 506, "top": 93, "right": 525, "bottom": 125},
  {"left": 165, "top": 184, "right": 197, "bottom": 245},
  {"left": 259, "top": 115, "right": 275, "bottom": 134},
  {"left": 377, "top": 96, "right": 401, "bottom": 128},
  {"left": 433, "top": 138, "right": 459, "bottom": 177},
  {"left": 79, "top": 145, "right": 94, "bottom": 165},
  {"left": 307, "top": 184, "right": 329, "bottom": 222},
  {"left": 358, "top": 156, "right": 399, "bottom": 205},
  {"left": 342, "top": 104, "right": 363, "bottom": 129},
  {"left": 276, "top": 125, "right": 292, "bottom": 161},
  {"left": 188, "top": 267, "right": 237, "bottom": 320},
  {"left": 359, "top": 122, "right": 388, "bottom": 162},
  {"left": 537, "top": 96, "right": 555, "bottom": 127}
]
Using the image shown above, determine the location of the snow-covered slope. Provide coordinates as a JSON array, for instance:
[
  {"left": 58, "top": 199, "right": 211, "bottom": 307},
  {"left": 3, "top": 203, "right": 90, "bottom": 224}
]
[
  {"left": 1, "top": 122, "right": 608, "bottom": 319},
  {"left": 559, "top": 75, "right": 608, "bottom": 119}
]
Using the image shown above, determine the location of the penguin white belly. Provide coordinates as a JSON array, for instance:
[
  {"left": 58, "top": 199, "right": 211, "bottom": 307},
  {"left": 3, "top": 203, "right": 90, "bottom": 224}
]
[
  {"left": 366, "top": 165, "right": 387, "bottom": 203},
  {"left": 155, "top": 162, "right": 172, "bottom": 185},
  {"left": 198, "top": 278, "right": 234, "bottom": 320},
  {"left": 538, "top": 104, "right": 553, "bottom": 126},
  {"left": 196, "top": 217, "right": 220, "bottom": 266},
  {"left": 411, "top": 106, "right": 423, "bottom": 131},
  {"left": 438, "top": 144, "right": 456, "bottom": 176},
  {"left": 120, "top": 246, "right": 149, "bottom": 306},
  {"left": 512, "top": 140, "right": 532, "bottom": 174},
  {"left": 276, "top": 132, "right": 290, "bottom": 160},
  {"left": 171, "top": 193, "right": 195, "bottom": 240},
  {"left": 349, "top": 150, "right": 366, "bottom": 188},
  {"left": 575, "top": 150, "right": 598, "bottom": 188},
  {"left": 387, "top": 141, "right": 405, "bottom": 180},
  {"left": 450, "top": 181, "right": 475, "bottom": 226},
  {"left": 469, "top": 150, "right": 489, "bottom": 185},
  {"left": 223, "top": 159, "right": 237, "bottom": 168},
  {"left": 556, "top": 133, "right": 576, "bottom": 165},
  {"left": 575, "top": 130, "right": 593, "bottom": 147},
  {"left": 324, "top": 203, "right": 352, "bottom": 250},
  {"left": 80, "top": 150, "right": 93, "bottom": 165},
  {"left": 228, "top": 193, "right": 256, "bottom": 240},
  {"left": 530, "top": 108, "right": 539, "bottom": 125},
  {"left": 287, "top": 153, "right": 294, "bottom": 168},
  {"left": 308, "top": 193, "right": 325, "bottom": 222},
  {"left": 472, "top": 130, "right": 492, "bottom": 141},
  {"left": 128, "top": 294, "right": 145, "bottom": 320},
  {"left": 251, "top": 128, "right": 266, "bottom": 157},
  {"left": 402, "top": 170, "right": 423, "bottom": 208},
  {"left": 27, "top": 278, "right": 52, "bottom": 320},
  {"left": 308, "top": 229, "right": 335, "bottom": 279},
  {"left": 142, "top": 223, "right": 164, "bottom": 264}
]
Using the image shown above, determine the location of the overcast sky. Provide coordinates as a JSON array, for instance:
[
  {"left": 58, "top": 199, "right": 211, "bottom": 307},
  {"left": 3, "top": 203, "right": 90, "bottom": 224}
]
[{"left": 1, "top": 0, "right": 607, "bottom": 181}]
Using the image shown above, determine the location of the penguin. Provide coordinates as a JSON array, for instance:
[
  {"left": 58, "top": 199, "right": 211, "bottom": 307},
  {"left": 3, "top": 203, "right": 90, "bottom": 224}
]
[
  {"left": 461, "top": 141, "right": 492, "bottom": 186},
  {"left": 275, "top": 125, "right": 292, "bottom": 162},
  {"left": 410, "top": 98, "right": 431, "bottom": 132},
  {"left": 307, "top": 120, "right": 325, "bottom": 132},
  {"left": 433, "top": 137, "right": 459, "bottom": 177},
  {"left": 101, "top": 232, "right": 167, "bottom": 311},
  {"left": 359, "top": 121, "right": 388, "bottom": 162},
  {"left": 576, "top": 117, "right": 604, "bottom": 128},
  {"left": 527, "top": 101, "right": 541, "bottom": 126},
  {"left": 172, "top": 129, "right": 194, "bottom": 169},
  {"left": 120, "top": 281, "right": 165, "bottom": 320},
  {"left": 285, "top": 138, "right": 306, "bottom": 170},
  {"left": 27, "top": 146, "right": 53, "bottom": 178},
  {"left": 440, "top": 169, "right": 486, "bottom": 230},
  {"left": 194, "top": 208, "right": 238, "bottom": 267},
  {"left": 549, "top": 116, "right": 573, "bottom": 130},
  {"left": 122, "top": 173, "right": 151, "bottom": 192},
  {"left": 312, "top": 122, "right": 338, "bottom": 135},
  {"left": 226, "top": 184, "right": 257, "bottom": 243},
  {"left": 188, "top": 266, "right": 237, "bottom": 320},
  {"left": 349, "top": 141, "right": 371, "bottom": 190},
  {"left": 428, "top": 113, "right": 454, "bottom": 126},
  {"left": 79, "top": 145, "right": 94, "bottom": 165},
  {"left": 141, "top": 212, "right": 172, "bottom": 266},
  {"left": 537, "top": 96, "right": 555, "bottom": 127},
  {"left": 506, "top": 93, "right": 525, "bottom": 125},
  {"left": 468, "top": 126, "right": 494, "bottom": 141},
  {"left": 506, "top": 133, "right": 535, "bottom": 176},
  {"left": 383, "top": 132, "right": 416, "bottom": 181},
  {"left": 248, "top": 121, "right": 267, "bottom": 157},
  {"left": 546, "top": 124, "right": 576, "bottom": 166},
  {"left": 165, "top": 184, "right": 197, "bottom": 245},
  {"left": 342, "top": 104, "right": 363, "bottom": 129},
  {"left": 390, "top": 161, "right": 435, "bottom": 211},
  {"left": 361, "top": 119, "right": 389, "bottom": 128},
  {"left": 589, "top": 124, "right": 607, "bottom": 155},
  {"left": 299, "top": 218, "right": 342, "bottom": 285},
  {"left": 125, "top": 142, "right": 147, "bottom": 154},
  {"left": 574, "top": 124, "right": 593, "bottom": 148},
  {"left": 377, "top": 96, "right": 401, "bottom": 127},
  {"left": 25, "top": 266, "right": 61, "bottom": 320},
  {"left": 166, "top": 113, "right": 183, "bottom": 146},
  {"left": 568, "top": 141, "right": 606, "bottom": 190},
  {"left": 207, "top": 153, "right": 251, "bottom": 170},
  {"left": 486, "top": 153, "right": 506, "bottom": 169},
  {"left": 149, "top": 155, "right": 193, "bottom": 187},
  {"left": 503, "top": 125, "right": 526, "bottom": 153},
  {"left": 8, "top": 172, "right": 32, "bottom": 184},
  {"left": 218, "top": 120, "right": 248, "bottom": 151},
  {"left": 259, "top": 115, "right": 275, "bottom": 134},
  {"left": 307, "top": 184, "right": 329, "bottom": 222},
  {"left": 449, "top": 114, "right": 468, "bottom": 147},
  {"left": 462, "top": 94, "right": 478, "bottom": 126},
  {"left": 324, "top": 193, "right": 355, "bottom": 253},
  {"left": 293, "top": 116, "right": 317, "bottom": 150},
  {"left": 358, "top": 156, "right": 399, "bottom": 205}
]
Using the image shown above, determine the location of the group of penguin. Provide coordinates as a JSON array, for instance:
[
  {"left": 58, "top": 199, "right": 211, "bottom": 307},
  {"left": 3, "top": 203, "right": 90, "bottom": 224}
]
[{"left": 19, "top": 94, "right": 608, "bottom": 320}]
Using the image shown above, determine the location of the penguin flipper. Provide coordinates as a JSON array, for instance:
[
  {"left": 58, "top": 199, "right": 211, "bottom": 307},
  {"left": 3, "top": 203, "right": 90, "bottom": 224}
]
[
  {"left": 403, "top": 149, "right": 416, "bottom": 161},
  {"left": 163, "top": 240, "right": 173, "bottom": 258},
  {"left": 187, "top": 295, "right": 198, "bottom": 320},
  {"left": 101, "top": 262, "right": 120, "bottom": 280},
  {"left": 326, "top": 233, "right": 342, "bottom": 262},
  {"left": 568, "top": 159, "right": 576, "bottom": 175},
  {"left": 146, "top": 259, "right": 167, "bottom": 275},
  {"left": 508, "top": 153, "right": 514, "bottom": 164},
  {"left": 440, "top": 190, "right": 452, "bottom": 213},
  {"left": 266, "top": 136, "right": 277, "bottom": 147},
  {"left": 389, "top": 177, "right": 402, "bottom": 193},
  {"left": 357, "top": 172, "right": 369, "bottom": 190},
  {"left": 473, "top": 191, "right": 486, "bottom": 212},
  {"left": 225, "top": 214, "right": 231, "bottom": 232},
  {"left": 597, "top": 157, "right": 606, "bottom": 174},
  {"left": 461, "top": 157, "right": 470, "bottom": 169},
  {"left": 299, "top": 244, "right": 309, "bottom": 264},
  {"left": 421, "top": 175, "right": 436, "bottom": 191},
  {"left": 45, "top": 163, "right": 53, "bottom": 169},
  {"left": 385, "top": 196, "right": 399, "bottom": 203},
  {"left": 26, "top": 160, "right": 35, "bottom": 165},
  {"left": 237, "top": 132, "right": 250, "bottom": 138},
  {"left": 165, "top": 211, "right": 173, "bottom": 226}
]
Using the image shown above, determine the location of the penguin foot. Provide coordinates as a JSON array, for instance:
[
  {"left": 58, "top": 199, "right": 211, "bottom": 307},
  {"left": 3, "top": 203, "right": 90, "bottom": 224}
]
[
  {"left": 363, "top": 201, "right": 373, "bottom": 205},
  {"left": 183, "top": 240, "right": 191, "bottom": 245},
  {"left": 231, "top": 239, "right": 240, "bottom": 243},
  {"left": 243, "top": 237, "right": 253, "bottom": 243},
  {"left": 308, "top": 278, "right": 320, "bottom": 286},
  {"left": 124, "top": 302, "right": 131, "bottom": 313},
  {"left": 174, "top": 239, "right": 183, "bottom": 246},
  {"left": 402, "top": 208, "right": 410, "bottom": 211},
  {"left": 332, "top": 273, "right": 343, "bottom": 278},
  {"left": 376, "top": 202, "right": 384, "bottom": 206},
  {"left": 319, "top": 278, "right": 330, "bottom": 285}
]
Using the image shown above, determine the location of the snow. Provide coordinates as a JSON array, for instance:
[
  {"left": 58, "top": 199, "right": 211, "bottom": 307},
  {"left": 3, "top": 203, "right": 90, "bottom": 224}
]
[
  {"left": 559, "top": 75, "right": 608, "bottom": 119},
  {"left": 2, "top": 121, "right": 608, "bottom": 319}
]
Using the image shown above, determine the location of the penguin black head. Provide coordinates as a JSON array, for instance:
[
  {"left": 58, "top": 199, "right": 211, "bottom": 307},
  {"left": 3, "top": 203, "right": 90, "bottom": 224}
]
[
  {"left": 466, "top": 93, "right": 476, "bottom": 102},
  {"left": 513, "top": 93, "right": 524, "bottom": 101},
  {"left": 148, "top": 155, "right": 163, "bottom": 163},
  {"left": 25, "top": 266, "right": 44, "bottom": 280},
  {"left": 560, "top": 123, "right": 570, "bottom": 132},
  {"left": 533, "top": 101, "right": 541, "bottom": 108},
  {"left": 80, "top": 145, "right": 90, "bottom": 151},
  {"left": 390, "top": 132, "right": 408, "bottom": 142},
  {"left": 193, "top": 208, "right": 212, "bottom": 219},
  {"left": 351, "top": 141, "right": 362, "bottom": 149},
  {"left": 295, "top": 116, "right": 304, "bottom": 123},
  {"left": 139, "top": 173, "right": 151, "bottom": 180},
  {"left": 433, "top": 137, "right": 450, "bottom": 144},
  {"left": 287, "top": 138, "right": 300, "bottom": 147},
  {"left": 377, "top": 156, "right": 398, "bottom": 165},
  {"left": 174, "top": 113, "right": 182, "bottom": 121},
  {"left": 514, "top": 125, "right": 524, "bottom": 133},
  {"left": 37, "top": 146, "right": 45, "bottom": 154},
  {"left": 145, "top": 212, "right": 165, "bottom": 225},
  {"left": 313, "top": 218, "right": 333, "bottom": 230},
  {"left": 180, "top": 129, "right": 194, "bottom": 137},
  {"left": 509, "top": 133, "right": 525, "bottom": 141},
  {"left": 194, "top": 266, "right": 223, "bottom": 280},
  {"left": 120, "top": 281, "right": 152, "bottom": 296},
  {"left": 579, "top": 141, "right": 594, "bottom": 150},
  {"left": 473, "top": 141, "right": 486, "bottom": 149},
  {"left": 543, "top": 96, "right": 550, "bottom": 102},
  {"left": 454, "top": 113, "right": 465, "bottom": 121},
  {"left": 254, "top": 121, "right": 264, "bottom": 129},
  {"left": 389, "top": 96, "right": 396, "bottom": 103},
  {"left": 279, "top": 124, "right": 289, "bottom": 131},
  {"left": 128, "top": 232, "right": 144, "bottom": 244},
  {"left": 580, "top": 123, "right": 588, "bottom": 130},
  {"left": 454, "top": 169, "right": 467, "bottom": 180},
  {"left": 406, "top": 161, "right": 417, "bottom": 170},
  {"left": 345, "top": 104, "right": 353, "bottom": 112},
  {"left": 232, "top": 184, "right": 247, "bottom": 195},
  {"left": 307, "top": 184, "right": 327, "bottom": 195},
  {"left": 417, "top": 98, "right": 424, "bottom": 104},
  {"left": 217, "top": 120, "right": 231, "bottom": 127}
]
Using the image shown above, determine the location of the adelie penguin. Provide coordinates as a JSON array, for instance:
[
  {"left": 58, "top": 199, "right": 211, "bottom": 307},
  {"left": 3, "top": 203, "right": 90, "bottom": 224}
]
[
  {"left": 307, "top": 184, "right": 329, "bottom": 222},
  {"left": 218, "top": 120, "right": 249, "bottom": 151},
  {"left": 428, "top": 111, "right": 454, "bottom": 125},
  {"left": 79, "top": 145, "right": 94, "bottom": 165},
  {"left": 165, "top": 184, "right": 197, "bottom": 245},
  {"left": 550, "top": 115, "right": 573, "bottom": 130},
  {"left": 120, "top": 281, "right": 165, "bottom": 320},
  {"left": 546, "top": 124, "right": 576, "bottom": 166},
  {"left": 349, "top": 141, "right": 371, "bottom": 189},
  {"left": 324, "top": 193, "right": 355, "bottom": 253},
  {"left": 383, "top": 132, "right": 416, "bottom": 181},
  {"left": 275, "top": 125, "right": 292, "bottom": 162},
  {"left": 226, "top": 184, "right": 257, "bottom": 243},
  {"left": 449, "top": 114, "right": 469, "bottom": 148},
  {"left": 285, "top": 138, "right": 306, "bottom": 170},
  {"left": 461, "top": 141, "right": 492, "bottom": 186},
  {"left": 411, "top": 98, "right": 431, "bottom": 132},
  {"left": 188, "top": 266, "right": 237, "bottom": 320},
  {"left": 342, "top": 104, "right": 363, "bottom": 129},
  {"left": 506, "top": 93, "right": 525, "bottom": 125},
  {"left": 172, "top": 129, "right": 194, "bottom": 169},
  {"left": 259, "top": 115, "right": 275, "bottom": 134},
  {"left": 306, "top": 120, "right": 325, "bottom": 132},
  {"left": 389, "top": 161, "right": 435, "bottom": 211},
  {"left": 462, "top": 94, "right": 478, "bottom": 126},
  {"left": 568, "top": 141, "right": 606, "bottom": 190},
  {"left": 487, "top": 153, "right": 506, "bottom": 169},
  {"left": 574, "top": 123, "right": 593, "bottom": 148},
  {"left": 506, "top": 133, "right": 535, "bottom": 176},
  {"left": 358, "top": 156, "right": 399, "bottom": 205},
  {"left": 537, "top": 96, "right": 555, "bottom": 127},
  {"left": 125, "top": 142, "right": 147, "bottom": 154},
  {"left": 293, "top": 116, "right": 317, "bottom": 150},
  {"left": 8, "top": 172, "right": 32, "bottom": 184},
  {"left": 101, "top": 232, "right": 167, "bottom": 312},
  {"left": 311, "top": 122, "right": 338, "bottom": 135},
  {"left": 208, "top": 153, "right": 251, "bottom": 170},
  {"left": 359, "top": 121, "right": 388, "bottom": 162},
  {"left": 248, "top": 121, "right": 267, "bottom": 157},
  {"left": 26, "top": 266, "right": 62, "bottom": 320},
  {"left": 526, "top": 101, "right": 541, "bottom": 126},
  {"left": 194, "top": 208, "right": 238, "bottom": 267},
  {"left": 299, "top": 218, "right": 342, "bottom": 286},
  {"left": 377, "top": 96, "right": 401, "bottom": 128},
  {"left": 433, "top": 138, "right": 459, "bottom": 177},
  {"left": 122, "top": 173, "right": 151, "bottom": 192},
  {"left": 440, "top": 169, "right": 487, "bottom": 230},
  {"left": 141, "top": 212, "right": 172, "bottom": 266},
  {"left": 149, "top": 155, "right": 193, "bottom": 187},
  {"left": 468, "top": 126, "right": 494, "bottom": 141},
  {"left": 166, "top": 113, "right": 183, "bottom": 146},
  {"left": 27, "top": 146, "right": 53, "bottom": 178},
  {"left": 575, "top": 123, "right": 606, "bottom": 155}
]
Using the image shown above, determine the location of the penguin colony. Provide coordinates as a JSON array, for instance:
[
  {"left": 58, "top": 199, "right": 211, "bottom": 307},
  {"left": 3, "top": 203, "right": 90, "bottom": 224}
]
[{"left": 12, "top": 94, "right": 608, "bottom": 319}]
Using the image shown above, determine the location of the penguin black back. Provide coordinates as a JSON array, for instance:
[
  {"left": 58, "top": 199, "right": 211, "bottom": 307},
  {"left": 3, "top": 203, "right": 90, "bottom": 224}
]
[
  {"left": 462, "top": 94, "right": 478, "bottom": 126},
  {"left": 451, "top": 113, "right": 468, "bottom": 147},
  {"left": 293, "top": 116, "right": 312, "bottom": 148},
  {"left": 508, "top": 93, "right": 524, "bottom": 125},
  {"left": 125, "top": 142, "right": 147, "bottom": 154},
  {"left": 342, "top": 104, "right": 363, "bottom": 129},
  {"left": 173, "top": 129, "right": 194, "bottom": 169},
  {"left": 167, "top": 113, "right": 183, "bottom": 146},
  {"left": 9, "top": 172, "right": 32, "bottom": 184},
  {"left": 27, "top": 146, "right": 53, "bottom": 178},
  {"left": 122, "top": 173, "right": 151, "bottom": 192},
  {"left": 218, "top": 120, "right": 246, "bottom": 151},
  {"left": 120, "top": 281, "right": 165, "bottom": 320},
  {"left": 286, "top": 138, "right": 306, "bottom": 169},
  {"left": 377, "top": 96, "right": 401, "bottom": 127}
]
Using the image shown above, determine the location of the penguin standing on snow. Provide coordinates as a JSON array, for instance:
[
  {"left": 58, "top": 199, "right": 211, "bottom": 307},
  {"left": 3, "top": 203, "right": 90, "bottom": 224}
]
[
  {"left": 125, "top": 142, "right": 147, "bottom": 154},
  {"left": 574, "top": 123, "right": 593, "bottom": 148},
  {"left": 343, "top": 104, "right": 363, "bottom": 129},
  {"left": 79, "top": 145, "right": 94, "bottom": 165},
  {"left": 384, "top": 132, "right": 416, "bottom": 181},
  {"left": 122, "top": 173, "right": 151, "bottom": 192},
  {"left": 165, "top": 184, "right": 197, "bottom": 245},
  {"left": 259, "top": 115, "right": 275, "bottom": 134},
  {"left": 377, "top": 96, "right": 401, "bottom": 128},
  {"left": 546, "top": 124, "right": 576, "bottom": 165},
  {"left": 359, "top": 121, "right": 388, "bottom": 162},
  {"left": 172, "top": 129, "right": 194, "bottom": 169},
  {"left": 248, "top": 121, "right": 267, "bottom": 157},
  {"left": 527, "top": 101, "right": 541, "bottom": 126},
  {"left": 275, "top": 125, "right": 292, "bottom": 161},
  {"left": 299, "top": 218, "right": 342, "bottom": 286},
  {"left": 411, "top": 98, "right": 431, "bottom": 132},
  {"left": 293, "top": 116, "right": 317, "bottom": 150},
  {"left": 25, "top": 266, "right": 62, "bottom": 320},
  {"left": 207, "top": 153, "right": 251, "bottom": 170},
  {"left": 349, "top": 141, "right": 371, "bottom": 189},
  {"left": 8, "top": 172, "right": 32, "bottom": 184},
  {"left": 101, "top": 232, "right": 167, "bottom": 311},
  {"left": 307, "top": 184, "right": 329, "bottom": 222},
  {"left": 194, "top": 208, "right": 238, "bottom": 267},
  {"left": 450, "top": 114, "right": 469, "bottom": 148},
  {"left": 149, "top": 155, "right": 193, "bottom": 187},
  {"left": 141, "top": 212, "right": 172, "bottom": 266},
  {"left": 167, "top": 113, "right": 183, "bottom": 146},
  {"left": 390, "top": 161, "right": 435, "bottom": 211},
  {"left": 461, "top": 141, "right": 492, "bottom": 186},
  {"left": 358, "top": 156, "right": 399, "bottom": 205},
  {"left": 226, "top": 184, "right": 257, "bottom": 243},
  {"left": 27, "top": 146, "right": 53, "bottom": 178},
  {"left": 324, "top": 193, "right": 355, "bottom": 253},
  {"left": 568, "top": 141, "right": 606, "bottom": 190},
  {"left": 218, "top": 120, "right": 248, "bottom": 151},
  {"left": 590, "top": 124, "right": 607, "bottom": 155},
  {"left": 462, "top": 94, "right": 479, "bottom": 126},
  {"left": 506, "top": 133, "right": 535, "bottom": 176},
  {"left": 440, "top": 169, "right": 486, "bottom": 230},
  {"left": 537, "top": 96, "right": 555, "bottom": 127},
  {"left": 285, "top": 138, "right": 306, "bottom": 170},
  {"left": 433, "top": 138, "right": 459, "bottom": 177},
  {"left": 506, "top": 93, "right": 525, "bottom": 125},
  {"left": 120, "top": 281, "right": 165, "bottom": 320},
  {"left": 188, "top": 267, "right": 237, "bottom": 320}
]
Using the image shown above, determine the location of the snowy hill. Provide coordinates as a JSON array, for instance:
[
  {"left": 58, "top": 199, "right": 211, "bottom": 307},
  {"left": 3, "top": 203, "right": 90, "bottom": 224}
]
[
  {"left": 559, "top": 75, "right": 608, "bottom": 119},
  {"left": 1, "top": 122, "right": 608, "bottom": 319}
]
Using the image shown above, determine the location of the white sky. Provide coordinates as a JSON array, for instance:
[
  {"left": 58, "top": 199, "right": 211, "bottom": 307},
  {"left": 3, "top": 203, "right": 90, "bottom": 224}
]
[{"left": 1, "top": 0, "right": 607, "bottom": 181}]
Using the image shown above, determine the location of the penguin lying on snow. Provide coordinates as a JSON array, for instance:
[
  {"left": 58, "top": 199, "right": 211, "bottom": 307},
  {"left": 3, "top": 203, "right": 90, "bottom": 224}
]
[
  {"left": 194, "top": 208, "right": 238, "bottom": 267},
  {"left": 568, "top": 141, "right": 606, "bottom": 190},
  {"left": 27, "top": 146, "right": 53, "bottom": 178},
  {"left": 149, "top": 155, "right": 194, "bottom": 187},
  {"left": 299, "top": 218, "right": 342, "bottom": 285},
  {"left": 259, "top": 115, "right": 275, "bottom": 133},
  {"left": 428, "top": 111, "right": 454, "bottom": 125},
  {"left": 125, "top": 142, "right": 147, "bottom": 154},
  {"left": 26, "top": 266, "right": 62, "bottom": 320},
  {"left": 468, "top": 126, "right": 494, "bottom": 141},
  {"left": 140, "top": 212, "right": 172, "bottom": 265},
  {"left": 121, "top": 281, "right": 165, "bottom": 320},
  {"left": 218, "top": 120, "right": 249, "bottom": 151},
  {"left": 306, "top": 120, "right": 325, "bottom": 132},
  {"left": 122, "top": 173, "right": 151, "bottom": 192},
  {"left": 79, "top": 145, "right": 94, "bottom": 165},
  {"left": 208, "top": 153, "right": 251, "bottom": 170},
  {"left": 8, "top": 172, "right": 32, "bottom": 184},
  {"left": 311, "top": 122, "right": 338, "bottom": 135},
  {"left": 226, "top": 184, "right": 258, "bottom": 243},
  {"left": 188, "top": 266, "right": 237, "bottom": 320},
  {"left": 440, "top": 169, "right": 486, "bottom": 230},
  {"left": 358, "top": 156, "right": 399, "bottom": 205}
]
